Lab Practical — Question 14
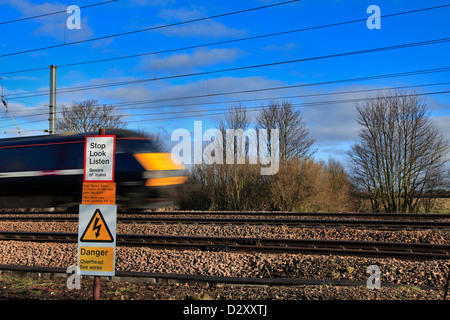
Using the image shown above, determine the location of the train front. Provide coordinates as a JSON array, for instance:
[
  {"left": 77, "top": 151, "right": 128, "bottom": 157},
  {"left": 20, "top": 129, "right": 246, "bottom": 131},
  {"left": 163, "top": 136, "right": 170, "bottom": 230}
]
[{"left": 114, "top": 133, "right": 187, "bottom": 209}]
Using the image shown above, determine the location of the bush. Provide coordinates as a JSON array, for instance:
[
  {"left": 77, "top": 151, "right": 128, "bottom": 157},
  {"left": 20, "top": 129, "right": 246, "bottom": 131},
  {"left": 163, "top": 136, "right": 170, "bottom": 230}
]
[{"left": 179, "top": 157, "right": 355, "bottom": 212}]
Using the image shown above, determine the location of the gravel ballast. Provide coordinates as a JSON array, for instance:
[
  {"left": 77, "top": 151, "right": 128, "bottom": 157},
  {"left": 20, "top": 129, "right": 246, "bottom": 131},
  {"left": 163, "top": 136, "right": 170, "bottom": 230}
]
[
  {"left": 0, "top": 219, "right": 448, "bottom": 300},
  {"left": 0, "top": 220, "right": 449, "bottom": 243}
]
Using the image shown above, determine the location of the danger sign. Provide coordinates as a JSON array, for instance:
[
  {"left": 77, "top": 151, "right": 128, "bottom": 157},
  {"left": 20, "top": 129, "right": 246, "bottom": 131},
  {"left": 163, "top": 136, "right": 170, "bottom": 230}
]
[
  {"left": 78, "top": 247, "right": 115, "bottom": 273},
  {"left": 82, "top": 182, "right": 116, "bottom": 205},
  {"left": 77, "top": 204, "right": 117, "bottom": 276},
  {"left": 80, "top": 208, "right": 114, "bottom": 242}
]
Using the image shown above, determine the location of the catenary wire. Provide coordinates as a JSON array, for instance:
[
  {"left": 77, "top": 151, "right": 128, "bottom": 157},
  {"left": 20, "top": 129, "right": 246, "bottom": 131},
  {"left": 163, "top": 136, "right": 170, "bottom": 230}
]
[
  {"left": 123, "top": 89, "right": 450, "bottom": 123},
  {"left": 0, "top": 0, "right": 300, "bottom": 59},
  {"left": 0, "top": 0, "right": 119, "bottom": 25},
  {"left": 2, "top": 3, "right": 450, "bottom": 76},
  {"left": 3, "top": 80, "right": 450, "bottom": 121},
  {"left": 4, "top": 65, "right": 450, "bottom": 119},
  {"left": 5, "top": 37, "right": 450, "bottom": 101},
  {"left": 2, "top": 88, "right": 449, "bottom": 130}
]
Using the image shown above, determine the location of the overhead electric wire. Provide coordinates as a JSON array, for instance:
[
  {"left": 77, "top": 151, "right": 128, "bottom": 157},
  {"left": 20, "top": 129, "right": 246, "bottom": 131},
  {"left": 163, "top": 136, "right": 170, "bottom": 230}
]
[
  {"left": 5, "top": 37, "right": 450, "bottom": 101},
  {"left": 114, "top": 89, "right": 450, "bottom": 121},
  {"left": 2, "top": 3, "right": 450, "bottom": 76},
  {"left": 0, "top": 0, "right": 119, "bottom": 25},
  {"left": 124, "top": 89, "right": 450, "bottom": 123},
  {"left": 4, "top": 65, "right": 450, "bottom": 119},
  {"left": 2, "top": 88, "right": 449, "bottom": 130},
  {"left": 85, "top": 67, "right": 450, "bottom": 106},
  {"left": 0, "top": 0, "right": 300, "bottom": 59},
  {"left": 3, "top": 80, "right": 450, "bottom": 122},
  {"left": 2, "top": 3, "right": 449, "bottom": 134},
  {"left": 72, "top": 80, "right": 450, "bottom": 111}
]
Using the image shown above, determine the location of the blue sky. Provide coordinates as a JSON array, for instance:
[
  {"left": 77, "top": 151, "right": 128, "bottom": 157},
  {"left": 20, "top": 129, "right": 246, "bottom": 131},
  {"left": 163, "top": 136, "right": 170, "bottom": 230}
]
[{"left": 0, "top": 0, "right": 449, "bottom": 167}]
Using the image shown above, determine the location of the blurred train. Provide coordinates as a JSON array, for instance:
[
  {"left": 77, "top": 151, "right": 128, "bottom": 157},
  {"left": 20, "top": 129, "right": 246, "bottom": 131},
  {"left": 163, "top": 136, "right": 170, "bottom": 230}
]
[{"left": 0, "top": 129, "right": 187, "bottom": 209}]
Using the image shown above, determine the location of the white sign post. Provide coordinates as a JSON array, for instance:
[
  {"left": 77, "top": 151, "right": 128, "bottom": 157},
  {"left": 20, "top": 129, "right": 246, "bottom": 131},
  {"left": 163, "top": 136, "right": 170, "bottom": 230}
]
[{"left": 78, "top": 130, "right": 117, "bottom": 299}]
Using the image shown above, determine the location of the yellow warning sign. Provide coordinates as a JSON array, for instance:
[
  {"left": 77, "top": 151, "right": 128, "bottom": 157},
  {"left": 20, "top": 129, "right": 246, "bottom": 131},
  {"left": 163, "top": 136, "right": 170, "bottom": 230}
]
[
  {"left": 79, "top": 247, "right": 114, "bottom": 272},
  {"left": 80, "top": 208, "right": 114, "bottom": 242},
  {"left": 82, "top": 182, "right": 116, "bottom": 205}
]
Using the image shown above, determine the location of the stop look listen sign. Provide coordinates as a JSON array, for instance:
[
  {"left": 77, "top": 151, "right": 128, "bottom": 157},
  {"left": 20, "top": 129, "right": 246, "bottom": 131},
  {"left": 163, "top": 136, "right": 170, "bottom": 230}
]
[{"left": 84, "top": 135, "right": 115, "bottom": 182}]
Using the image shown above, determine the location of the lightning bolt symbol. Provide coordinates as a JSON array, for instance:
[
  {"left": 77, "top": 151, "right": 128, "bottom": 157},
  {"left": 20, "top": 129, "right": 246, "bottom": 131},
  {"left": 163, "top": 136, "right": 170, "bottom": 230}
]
[{"left": 92, "top": 216, "right": 102, "bottom": 238}]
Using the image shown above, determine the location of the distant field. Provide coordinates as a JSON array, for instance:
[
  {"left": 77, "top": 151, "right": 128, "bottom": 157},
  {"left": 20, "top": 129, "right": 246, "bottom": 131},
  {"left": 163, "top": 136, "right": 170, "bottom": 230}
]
[
  {"left": 433, "top": 198, "right": 450, "bottom": 214},
  {"left": 354, "top": 197, "right": 450, "bottom": 214}
]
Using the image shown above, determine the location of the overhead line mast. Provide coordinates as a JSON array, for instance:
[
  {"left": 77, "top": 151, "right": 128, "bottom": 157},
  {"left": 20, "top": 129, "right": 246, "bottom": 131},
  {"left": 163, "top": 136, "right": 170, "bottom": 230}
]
[{"left": 48, "top": 65, "right": 57, "bottom": 135}]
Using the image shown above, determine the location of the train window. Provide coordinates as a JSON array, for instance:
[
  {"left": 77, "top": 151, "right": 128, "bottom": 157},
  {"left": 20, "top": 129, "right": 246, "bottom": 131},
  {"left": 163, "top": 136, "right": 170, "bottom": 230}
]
[
  {"left": 61, "top": 142, "right": 84, "bottom": 168},
  {"left": 0, "top": 148, "right": 25, "bottom": 171},
  {"left": 115, "top": 139, "right": 127, "bottom": 154},
  {"left": 26, "top": 145, "right": 61, "bottom": 170},
  {"left": 0, "top": 145, "right": 60, "bottom": 171}
]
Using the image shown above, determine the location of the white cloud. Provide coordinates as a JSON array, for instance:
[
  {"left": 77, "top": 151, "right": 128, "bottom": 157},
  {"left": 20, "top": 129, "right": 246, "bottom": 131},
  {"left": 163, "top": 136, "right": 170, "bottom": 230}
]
[
  {"left": 53, "top": 75, "right": 284, "bottom": 132},
  {"left": 156, "top": 6, "right": 247, "bottom": 39},
  {"left": 158, "top": 7, "right": 205, "bottom": 21},
  {"left": 262, "top": 42, "right": 300, "bottom": 52},
  {"left": 431, "top": 115, "right": 450, "bottom": 144},
  {"left": 0, "top": 99, "right": 48, "bottom": 136},
  {"left": 160, "top": 20, "right": 247, "bottom": 39},
  {"left": 137, "top": 48, "right": 244, "bottom": 74}
]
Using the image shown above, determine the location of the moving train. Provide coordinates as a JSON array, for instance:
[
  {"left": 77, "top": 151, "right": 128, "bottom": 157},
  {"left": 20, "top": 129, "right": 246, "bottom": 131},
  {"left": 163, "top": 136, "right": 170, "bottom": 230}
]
[{"left": 0, "top": 129, "right": 187, "bottom": 209}]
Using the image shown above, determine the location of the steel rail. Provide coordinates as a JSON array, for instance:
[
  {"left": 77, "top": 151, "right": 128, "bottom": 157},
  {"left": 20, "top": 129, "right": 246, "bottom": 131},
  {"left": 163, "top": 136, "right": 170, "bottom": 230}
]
[
  {"left": 0, "top": 216, "right": 448, "bottom": 230},
  {"left": 0, "top": 210, "right": 449, "bottom": 220},
  {"left": 0, "top": 264, "right": 442, "bottom": 294},
  {"left": 0, "top": 231, "right": 448, "bottom": 260},
  {"left": 127, "top": 211, "right": 450, "bottom": 220},
  {"left": 0, "top": 264, "right": 445, "bottom": 293}
]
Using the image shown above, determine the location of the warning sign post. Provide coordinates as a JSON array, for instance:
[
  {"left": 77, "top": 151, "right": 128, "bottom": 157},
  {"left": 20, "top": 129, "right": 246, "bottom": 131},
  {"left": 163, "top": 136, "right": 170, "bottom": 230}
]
[
  {"left": 77, "top": 204, "right": 117, "bottom": 277},
  {"left": 77, "top": 129, "right": 117, "bottom": 300}
]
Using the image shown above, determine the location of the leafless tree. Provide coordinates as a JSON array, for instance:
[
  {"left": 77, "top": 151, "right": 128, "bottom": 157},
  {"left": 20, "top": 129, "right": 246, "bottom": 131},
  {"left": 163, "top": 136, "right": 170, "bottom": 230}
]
[
  {"left": 181, "top": 103, "right": 355, "bottom": 212},
  {"left": 56, "top": 99, "right": 126, "bottom": 133},
  {"left": 218, "top": 103, "right": 250, "bottom": 133},
  {"left": 256, "top": 100, "right": 316, "bottom": 162},
  {"left": 217, "top": 103, "right": 254, "bottom": 163},
  {"left": 348, "top": 90, "right": 448, "bottom": 213}
]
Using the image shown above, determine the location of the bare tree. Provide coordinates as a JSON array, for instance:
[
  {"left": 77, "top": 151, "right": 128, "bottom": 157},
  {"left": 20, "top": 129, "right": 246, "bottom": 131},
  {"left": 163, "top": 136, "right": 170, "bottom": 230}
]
[
  {"left": 256, "top": 100, "right": 315, "bottom": 162},
  {"left": 348, "top": 90, "right": 448, "bottom": 213},
  {"left": 218, "top": 103, "right": 249, "bottom": 131},
  {"left": 56, "top": 99, "right": 126, "bottom": 133},
  {"left": 217, "top": 103, "right": 253, "bottom": 163}
]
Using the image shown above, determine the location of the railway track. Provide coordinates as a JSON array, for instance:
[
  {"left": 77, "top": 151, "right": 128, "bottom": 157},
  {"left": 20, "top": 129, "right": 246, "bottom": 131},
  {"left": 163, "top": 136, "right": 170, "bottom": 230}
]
[
  {"left": 1, "top": 210, "right": 450, "bottom": 219},
  {"left": 0, "top": 264, "right": 445, "bottom": 293},
  {"left": 0, "top": 231, "right": 448, "bottom": 260},
  {"left": 0, "top": 214, "right": 449, "bottom": 230}
]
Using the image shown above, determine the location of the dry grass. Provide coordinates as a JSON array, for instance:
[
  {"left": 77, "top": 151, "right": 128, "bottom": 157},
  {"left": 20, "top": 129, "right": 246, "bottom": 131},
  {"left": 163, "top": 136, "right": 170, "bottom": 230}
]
[{"left": 431, "top": 198, "right": 450, "bottom": 214}]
